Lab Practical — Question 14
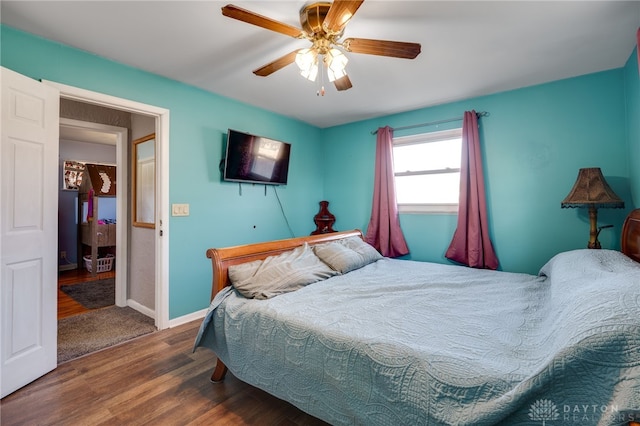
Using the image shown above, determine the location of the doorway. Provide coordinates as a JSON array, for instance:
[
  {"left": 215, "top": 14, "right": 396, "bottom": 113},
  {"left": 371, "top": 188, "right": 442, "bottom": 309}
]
[
  {"left": 57, "top": 114, "right": 156, "bottom": 362},
  {"left": 46, "top": 79, "right": 171, "bottom": 331}
]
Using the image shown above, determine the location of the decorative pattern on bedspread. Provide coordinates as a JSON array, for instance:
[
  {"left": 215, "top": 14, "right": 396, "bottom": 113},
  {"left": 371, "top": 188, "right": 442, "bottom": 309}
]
[{"left": 195, "top": 249, "right": 640, "bottom": 425}]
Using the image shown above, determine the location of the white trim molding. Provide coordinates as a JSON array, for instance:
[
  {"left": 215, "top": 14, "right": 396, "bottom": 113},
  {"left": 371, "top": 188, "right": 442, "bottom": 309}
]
[{"left": 43, "top": 80, "right": 171, "bottom": 331}]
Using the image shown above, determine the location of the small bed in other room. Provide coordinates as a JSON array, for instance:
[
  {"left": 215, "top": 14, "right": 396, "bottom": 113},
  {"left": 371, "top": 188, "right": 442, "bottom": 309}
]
[{"left": 194, "top": 210, "right": 640, "bottom": 425}]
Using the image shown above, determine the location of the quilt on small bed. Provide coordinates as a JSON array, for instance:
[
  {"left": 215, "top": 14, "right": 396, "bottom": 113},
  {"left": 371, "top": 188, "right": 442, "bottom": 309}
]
[{"left": 194, "top": 249, "right": 640, "bottom": 425}]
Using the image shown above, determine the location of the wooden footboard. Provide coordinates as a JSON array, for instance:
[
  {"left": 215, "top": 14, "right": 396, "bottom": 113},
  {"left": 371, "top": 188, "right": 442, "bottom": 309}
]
[
  {"left": 205, "top": 230, "right": 364, "bottom": 382},
  {"left": 621, "top": 209, "right": 640, "bottom": 263}
]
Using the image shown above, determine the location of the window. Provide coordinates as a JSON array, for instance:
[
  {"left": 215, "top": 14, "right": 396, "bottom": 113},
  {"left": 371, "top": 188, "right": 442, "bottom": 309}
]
[{"left": 393, "top": 128, "right": 462, "bottom": 213}]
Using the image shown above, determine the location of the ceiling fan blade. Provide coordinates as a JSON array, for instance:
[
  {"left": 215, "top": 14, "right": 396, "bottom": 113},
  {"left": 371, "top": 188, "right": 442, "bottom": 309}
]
[
  {"left": 222, "top": 4, "right": 304, "bottom": 38},
  {"left": 253, "top": 51, "right": 298, "bottom": 77},
  {"left": 323, "top": 1, "right": 364, "bottom": 34},
  {"left": 333, "top": 74, "right": 353, "bottom": 91},
  {"left": 343, "top": 38, "right": 421, "bottom": 59}
]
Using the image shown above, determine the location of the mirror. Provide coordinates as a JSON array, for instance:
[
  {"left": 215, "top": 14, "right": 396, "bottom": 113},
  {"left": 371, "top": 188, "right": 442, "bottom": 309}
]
[{"left": 133, "top": 133, "right": 155, "bottom": 228}]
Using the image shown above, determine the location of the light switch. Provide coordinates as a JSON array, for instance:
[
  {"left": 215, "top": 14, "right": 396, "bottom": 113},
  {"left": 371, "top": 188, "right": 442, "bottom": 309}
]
[{"left": 172, "top": 203, "right": 190, "bottom": 217}]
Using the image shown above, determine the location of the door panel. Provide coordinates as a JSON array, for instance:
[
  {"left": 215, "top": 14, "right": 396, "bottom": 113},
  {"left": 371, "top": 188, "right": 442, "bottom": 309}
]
[
  {"left": 6, "top": 260, "right": 43, "bottom": 355},
  {"left": 1, "top": 67, "right": 59, "bottom": 398}
]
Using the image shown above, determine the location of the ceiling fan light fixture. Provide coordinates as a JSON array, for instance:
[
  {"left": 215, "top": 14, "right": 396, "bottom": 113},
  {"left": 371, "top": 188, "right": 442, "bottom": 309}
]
[
  {"left": 296, "top": 48, "right": 319, "bottom": 81},
  {"left": 222, "top": 2, "right": 422, "bottom": 92},
  {"left": 325, "top": 48, "right": 348, "bottom": 82},
  {"left": 301, "top": 63, "right": 319, "bottom": 81}
]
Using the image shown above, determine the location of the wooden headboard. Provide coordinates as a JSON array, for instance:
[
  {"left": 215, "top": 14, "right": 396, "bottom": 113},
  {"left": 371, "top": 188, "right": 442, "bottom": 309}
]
[
  {"left": 621, "top": 208, "right": 640, "bottom": 263},
  {"left": 206, "top": 229, "right": 363, "bottom": 300}
]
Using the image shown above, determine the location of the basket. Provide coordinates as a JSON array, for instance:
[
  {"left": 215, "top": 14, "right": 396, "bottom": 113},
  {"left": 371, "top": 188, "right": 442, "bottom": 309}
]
[{"left": 83, "top": 254, "right": 115, "bottom": 273}]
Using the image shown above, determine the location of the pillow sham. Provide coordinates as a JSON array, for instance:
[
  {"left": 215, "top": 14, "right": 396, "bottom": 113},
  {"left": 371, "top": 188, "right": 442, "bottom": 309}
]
[
  {"left": 539, "top": 248, "right": 640, "bottom": 280},
  {"left": 314, "top": 237, "right": 383, "bottom": 274},
  {"left": 228, "top": 243, "right": 337, "bottom": 299},
  {"left": 313, "top": 241, "right": 364, "bottom": 274},
  {"left": 341, "top": 236, "right": 383, "bottom": 264},
  {"left": 227, "top": 258, "right": 262, "bottom": 285}
]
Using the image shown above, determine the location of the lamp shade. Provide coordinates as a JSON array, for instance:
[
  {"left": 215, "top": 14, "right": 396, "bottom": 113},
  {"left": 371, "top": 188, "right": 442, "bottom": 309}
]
[
  {"left": 561, "top": 168, "right": 624, "bottom": 209},
  {"left": 325, "top": 48, "right": 348, "bottom": 82},
  {"left": 295, "top": 48, "right": 318, "bottom": 81}
]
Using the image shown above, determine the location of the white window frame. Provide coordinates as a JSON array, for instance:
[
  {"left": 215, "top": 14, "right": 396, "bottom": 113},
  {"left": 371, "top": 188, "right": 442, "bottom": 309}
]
[{"left": 393, "top": 128, "right": 462, "bottom": 214}]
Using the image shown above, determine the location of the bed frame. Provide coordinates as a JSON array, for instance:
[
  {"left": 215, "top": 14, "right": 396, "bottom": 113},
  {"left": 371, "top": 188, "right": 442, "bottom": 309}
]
[
  {"left": 621, "top": 209, "right": 640, "bottom": 426},
  {"left": 621, "top": 208, "right": 640, "bottom": 263},
  {"left": 204, "top": 211, "right": 640, "bottom": 425},
  {"left": 205, "top": 229, "right": 363, "bottom": 382},
  {"left": 206, "top": 229, "right": 363, "bottom": 300}
]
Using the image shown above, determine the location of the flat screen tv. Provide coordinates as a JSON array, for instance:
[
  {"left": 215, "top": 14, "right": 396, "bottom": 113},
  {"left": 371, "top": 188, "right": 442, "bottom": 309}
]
[{"left": 223, "top": 129, "right": 291, "bottom": 185}]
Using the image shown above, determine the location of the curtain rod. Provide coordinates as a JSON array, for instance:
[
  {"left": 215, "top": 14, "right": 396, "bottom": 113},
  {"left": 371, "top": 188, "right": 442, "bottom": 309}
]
[{"left": 370, "top": 111, "right": 489, "bottom": 135}]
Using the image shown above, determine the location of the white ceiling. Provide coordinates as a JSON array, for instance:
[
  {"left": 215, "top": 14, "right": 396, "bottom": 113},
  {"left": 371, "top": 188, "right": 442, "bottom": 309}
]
[
  {"left": 2, "top": 1, "right": 639, "bottom": 128},
  {"left": 59, "top": 126, "right": 118, "bottom": 145}
]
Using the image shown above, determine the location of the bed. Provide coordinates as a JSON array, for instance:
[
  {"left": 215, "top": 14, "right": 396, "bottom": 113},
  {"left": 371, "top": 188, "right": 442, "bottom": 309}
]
[{"left": 194, "top": 210, "right": 640, "bottom": 425}]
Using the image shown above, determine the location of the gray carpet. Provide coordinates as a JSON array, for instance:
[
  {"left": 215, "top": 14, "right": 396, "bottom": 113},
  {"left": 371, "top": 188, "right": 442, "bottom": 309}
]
[
  {"left": 60, "top": 278, "right": 115, "bottom": 309},
  {"left": 58, "top": 306, "right": 156, "bottom": 364}
]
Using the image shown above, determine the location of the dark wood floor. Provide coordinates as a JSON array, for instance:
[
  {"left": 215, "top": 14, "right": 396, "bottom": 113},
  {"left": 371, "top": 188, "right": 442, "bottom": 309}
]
[{"left": 0, "top": 319, "right": 328, "bottom": 425}]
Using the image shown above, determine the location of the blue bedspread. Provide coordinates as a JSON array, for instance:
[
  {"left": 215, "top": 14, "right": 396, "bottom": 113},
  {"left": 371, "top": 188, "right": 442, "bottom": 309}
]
[{"left": 194, "top": 249, "right": 640, "bottom": 425}]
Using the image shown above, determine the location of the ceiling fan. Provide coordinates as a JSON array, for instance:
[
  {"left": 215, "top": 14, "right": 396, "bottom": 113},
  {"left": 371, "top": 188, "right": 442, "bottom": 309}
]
[{"left": 221, "top": 1, "right": 421, "bottom": 93}]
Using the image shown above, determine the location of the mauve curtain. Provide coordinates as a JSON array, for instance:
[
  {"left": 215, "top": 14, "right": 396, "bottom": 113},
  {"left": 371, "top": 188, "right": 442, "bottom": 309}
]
[
  {"left": 445, "top": 111, "right": 499, "bottom": 269},
  {"left": 364, "top": 126, "right": 409, "bottom": 257}
]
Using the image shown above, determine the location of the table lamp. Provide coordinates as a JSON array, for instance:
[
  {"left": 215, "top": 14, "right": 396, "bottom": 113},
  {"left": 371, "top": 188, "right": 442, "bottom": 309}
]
[{"left": 561, "top": 168, "right": 624, "bottom": 249}]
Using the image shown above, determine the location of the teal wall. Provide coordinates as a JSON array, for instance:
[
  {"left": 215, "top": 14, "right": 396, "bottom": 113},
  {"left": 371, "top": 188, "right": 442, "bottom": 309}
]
[
  {"left": 624, "top": 47, "right": 640, "bottom": 206},
  {"left": 1, "top": 26, "right": 324, "bottom": 318},
  {"left": 322, "top": 70, "right": 632, "bottom": 274},
  {"left": 1, "top": 25, "right": 637, "bottom": 317}
]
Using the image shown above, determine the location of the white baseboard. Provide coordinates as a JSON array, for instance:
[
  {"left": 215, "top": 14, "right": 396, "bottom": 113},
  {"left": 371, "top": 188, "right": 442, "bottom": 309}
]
[
  {"left": 168, "top": 308, "right": 207, "bottom": 328},
  {"left": 127, "top": 299, "right": 155, "bottom": 319},
  {"left": 123, "top": 299, "right": 206, "bottom": 329},
  {"left": 58, "top": 263, "right": 78, "bottom": 272}
]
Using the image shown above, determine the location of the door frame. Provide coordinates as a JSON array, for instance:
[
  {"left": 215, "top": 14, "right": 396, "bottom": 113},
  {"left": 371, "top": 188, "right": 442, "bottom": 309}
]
[
  {"left": 45, "top": 81, "right": 170, "bottom": 330},
  {"left": 59, "top": 118, "right": 128, "bottom": 307}
]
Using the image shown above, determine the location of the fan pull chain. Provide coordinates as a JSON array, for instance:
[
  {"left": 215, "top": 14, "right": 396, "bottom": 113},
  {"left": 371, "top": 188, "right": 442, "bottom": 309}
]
[{"left": 317, "top": 55, "right": 325, "bottom": 97}]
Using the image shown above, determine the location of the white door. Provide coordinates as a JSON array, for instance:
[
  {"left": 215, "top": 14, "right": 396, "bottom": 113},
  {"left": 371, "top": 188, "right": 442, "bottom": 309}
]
[{"left": 1, "top": 67, "right": 60, "bottom": 398}]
